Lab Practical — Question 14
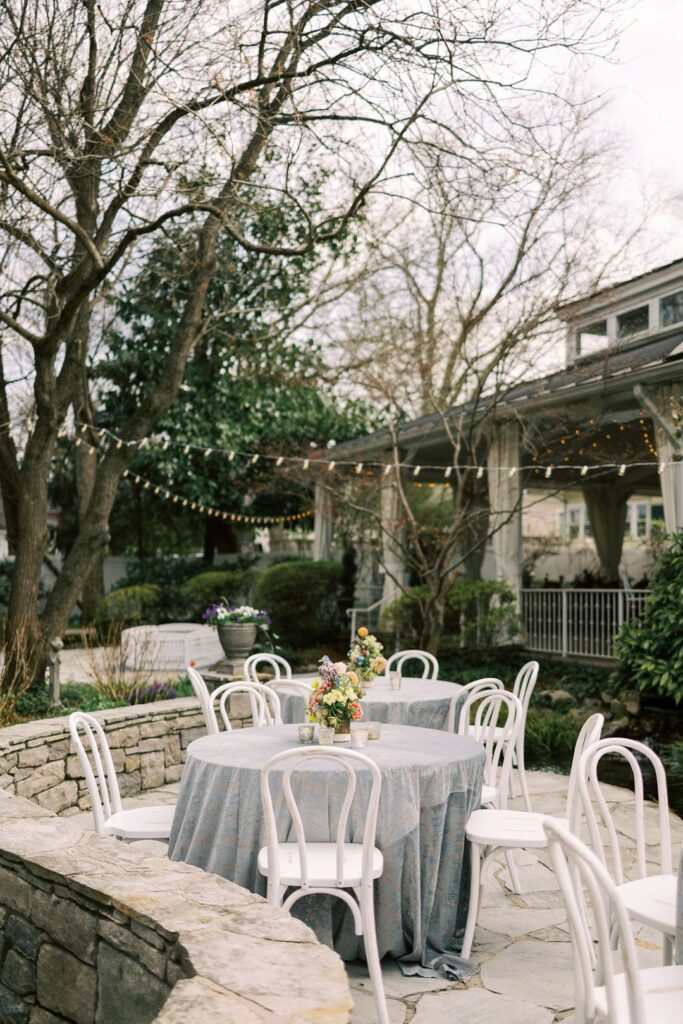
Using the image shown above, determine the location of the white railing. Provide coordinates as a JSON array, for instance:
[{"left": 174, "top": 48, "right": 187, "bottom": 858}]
[
  {"left": 347, "top": 598, "right": 385, "bottom": 645},
  {"left": 521, "top": 588, "right": 651, "bottom": 660}
]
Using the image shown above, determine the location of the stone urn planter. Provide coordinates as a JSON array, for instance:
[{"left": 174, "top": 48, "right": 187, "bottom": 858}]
[{"left": 217, "top": 622, "right": 257, "bottom": 659}]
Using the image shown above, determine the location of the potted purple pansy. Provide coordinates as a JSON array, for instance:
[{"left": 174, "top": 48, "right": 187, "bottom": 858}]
[{"left": 202, "top": 602, "right": 271, "bottom": 659}]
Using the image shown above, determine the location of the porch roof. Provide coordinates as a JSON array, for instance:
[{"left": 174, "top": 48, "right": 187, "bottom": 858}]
[{"left": 332, "top": 328, "right": 683, "bottom": 463}]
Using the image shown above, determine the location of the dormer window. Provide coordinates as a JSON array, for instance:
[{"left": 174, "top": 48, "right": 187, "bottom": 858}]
[
  {"left": 578, "top": 319, "right": 607, "bottom": 356},
  {"left": 616, "top": 304, "right": 649, "bottom": 339},
  {"left": 660, "top": 289, "right": 683, "bottom": 327}
]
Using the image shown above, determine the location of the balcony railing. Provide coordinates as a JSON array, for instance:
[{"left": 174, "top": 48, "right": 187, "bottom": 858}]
[{"left": 521, "top": 588, "right": 651, "bottom": 660}]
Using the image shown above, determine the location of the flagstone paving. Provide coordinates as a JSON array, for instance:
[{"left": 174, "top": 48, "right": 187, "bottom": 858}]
[{"left": 76, "top": 768, "right": 682, "bottom": 1024}]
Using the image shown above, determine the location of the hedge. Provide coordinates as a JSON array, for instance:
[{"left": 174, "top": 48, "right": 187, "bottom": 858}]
[{"left": 252, "top": 560, "right": 342, "bottom": 648}]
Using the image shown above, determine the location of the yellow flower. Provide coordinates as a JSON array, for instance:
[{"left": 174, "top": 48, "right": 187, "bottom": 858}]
[
  {"left": 358, "top": 626, "right": 369, "bottom": 638},
  {"left": 312, "top": 678, "right": 320, "bottom": 690},
  {"left": 347, "top": 670, "right": 359, "bottom": 685}
]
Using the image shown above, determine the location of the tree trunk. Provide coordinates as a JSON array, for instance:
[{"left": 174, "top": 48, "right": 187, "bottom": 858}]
[
  {"left": 75, "top": 417, "right": 105, "bottom": 623},
  {"left": 3, "top": 427, "right": 55, "bottom": 698}
]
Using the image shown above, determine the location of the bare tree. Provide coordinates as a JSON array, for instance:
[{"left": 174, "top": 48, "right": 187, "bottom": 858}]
[{"left": 0, "top": 0, "right": 625, "bottom": 699}]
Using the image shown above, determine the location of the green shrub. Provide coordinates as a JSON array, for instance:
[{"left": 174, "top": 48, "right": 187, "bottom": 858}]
[
  {"left": 524, "top": 708, "right": 582, "bottom": 760},
  {"left": 252, "top": 560, "right": 342, "bottom": 648},
  {"left": 179, "top": 569, "right": 256, "bottom": 620},
  {"left": 612, "top": 532, "right": 683, "bottom": 703},
  {"left": 381, "top": 579, "right": 519, "bottom": 648},
  {"left": 95, "top": 584, "right": 163, "bottom": 634}
]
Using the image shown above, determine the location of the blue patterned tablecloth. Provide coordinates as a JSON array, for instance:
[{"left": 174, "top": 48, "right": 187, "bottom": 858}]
[
  {"left": 281, "top": 674, "right": 464, "bottom": 731},
  {"left": 169, "top": 723, "right": 484, "bottom": 977}
]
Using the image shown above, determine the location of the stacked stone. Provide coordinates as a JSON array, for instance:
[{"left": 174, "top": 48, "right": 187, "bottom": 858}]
[
  {"left": 0, "top": 697, "right": 252, "bottom": 817},
  {"left": 0, "top": 795, "right": 351, "bottom": 1024}
]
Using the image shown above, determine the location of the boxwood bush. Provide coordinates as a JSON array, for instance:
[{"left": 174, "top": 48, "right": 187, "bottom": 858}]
[
  {"left": 178, "top": 569, "right": 256, "bottom": 620},
  {"left": 94, "top": 584, "right": 163, "bottom": 635},
  {"left": 381, "top": 578, "right": 519, "bottom": 649},
  {"left": 612, "top": 532, "right": 683, "bottom": 703},
  {"left": 252, "top": 560, "right": 342, "bottom": 648}
]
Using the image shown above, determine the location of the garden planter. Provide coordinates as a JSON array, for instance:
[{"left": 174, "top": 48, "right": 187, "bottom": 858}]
[{"left": 217, "top": 623, "right": 257, "bottom": 659}]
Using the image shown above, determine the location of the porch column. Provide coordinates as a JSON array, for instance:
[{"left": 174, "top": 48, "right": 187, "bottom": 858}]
[
  {"left": 651, "top": 384, "right": 683, "bottom": 532},
  {"left": 487, "top": 421, "right": 522, "bottom": 602},
  {"left": 582, "top": 482, "right": 630, "bottom": 581},
  {"left": 380, "top": 469, "right": 406, "bottom": 605},
  {"left": 455, "top": 472, "right": 490, "bottom": 581},
  {"left": 312, "top": 482, "right": 334, "bottom": 562}
]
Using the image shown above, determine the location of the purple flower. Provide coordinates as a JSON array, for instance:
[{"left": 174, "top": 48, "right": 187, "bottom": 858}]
[{"left": 317, "top": 655, "right": 338, "bottom": 683}]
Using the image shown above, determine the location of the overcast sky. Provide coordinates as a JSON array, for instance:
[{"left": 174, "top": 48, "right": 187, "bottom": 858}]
[{"left": 590, "top": 0, "right": 683, "bottom": 263}]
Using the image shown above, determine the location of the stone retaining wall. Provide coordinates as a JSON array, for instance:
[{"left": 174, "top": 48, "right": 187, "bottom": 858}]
[
  {"left": 0, "top": 697, "right": 252, "bottom": 816},
  {"left": 0, "top": 793, "right": 351, "bottom": 1024}
]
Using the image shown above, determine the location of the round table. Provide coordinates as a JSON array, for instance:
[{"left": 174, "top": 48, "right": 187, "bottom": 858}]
[
  {"left": 280, "top": 674, "right": 464, "bottom": 731},
  {"left": 169, "top": 723, "right": 484, "bottom": 977}
]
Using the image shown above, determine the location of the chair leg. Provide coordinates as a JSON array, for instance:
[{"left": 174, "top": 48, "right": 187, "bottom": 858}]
[
  {"left": 516, "top": 738, "right": 532, "bottom": 812},
  {"left": 358, "top": 885, "right": 389, "bottom": 1024},
  {"left": 663, "top": 934, "right": 673, "bottom": 966},
  {"left": 505, "top": 849, "right": 522, "bottom": 895},
  {"left": 461, "top": 842, "right": 482, "bottom": 959}
]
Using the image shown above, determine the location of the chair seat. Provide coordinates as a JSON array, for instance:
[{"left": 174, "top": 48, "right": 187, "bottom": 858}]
[
  {"left": 257, "top": 842, "right": 383, "bottom": 887},
  {"left": 128, "top": 839, "right": 170, "bottom": 856},
  {"left": 104, "top": 804, "right": 175, "bottom": 840},
  {"left": 619, "top": 873, "right": 677, "bottom": 936},
  {"left": 481, "top": 784, "right": 498, "bottom": 806},
  {"left": 466, "top": 809, "right": 568, "bottom": 848},
  {"left": 594, "top": 964, "right": 683, "bottom": 1023}
]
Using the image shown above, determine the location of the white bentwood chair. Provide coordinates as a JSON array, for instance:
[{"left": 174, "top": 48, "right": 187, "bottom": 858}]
[
  {"left": 208, "top": 682, "right": 280, "bottom": 733},
  {"left": 186, "top": 664, "right": 215, "bottom": 735},
  {"left": 258, "top": 747, "right": 389, "bottom": 1024},
  {"left": 446, "top": 677, "right": 504, "bottom": 733},
  {"left": 544, "top": 819, "right": 683, "bottom": 1024},
  {"left": 577, "top": 738, "right": 677, "bottom": 964},
  {"left": 69, "top": 712, "right": 173, "bottom": 851},
  {"left": 244, "top": 652, "right": 293, "bottom": 684},
  {"left": 460, "top": 712, "right": 604, "bottom": 958},
  {"left": 504, "top": 660, "right": 539, "bottom": 811},
  {"left": 385, "top": 649, "right": 438, "bottom": 681}
]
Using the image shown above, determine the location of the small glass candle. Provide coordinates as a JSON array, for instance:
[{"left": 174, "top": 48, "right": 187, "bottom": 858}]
[
  {"left": 318, "top": 725, "right": 335, "bottom": 746},
  {"left": 389, "top": 672, "right": 401, "bottom": 691},
  {"left": 298, "top": 724, "right": 314, "bottom": 744},
  {"left": 350, "top": 727, "right": 369, "bottom": 749},
  {"left": 366, "top": 721, "right": 382, "bottom": 740}
]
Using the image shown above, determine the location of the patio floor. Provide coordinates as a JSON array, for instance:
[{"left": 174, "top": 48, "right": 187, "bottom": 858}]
[{"left": 68, "top": 769, "right": 683, "bottom": 1024}]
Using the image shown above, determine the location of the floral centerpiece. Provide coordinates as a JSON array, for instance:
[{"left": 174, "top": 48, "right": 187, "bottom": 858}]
[
  {"left": 202, "top": 602, "right": 271, "bottom": 659},
  {"left": 347, "top": 626, "right": 386, "bottom": 686},
  {"left": 306, "top": 656, "right": 363, "bottom": 739}
]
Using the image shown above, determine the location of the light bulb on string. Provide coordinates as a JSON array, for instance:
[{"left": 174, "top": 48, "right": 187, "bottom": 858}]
[
  {"left": 328, "top": 461, "right": 336, "bottom": 472},
  {"left": 545, "top": 466, "right": 553, "bottom": 478},
  {"left": 412, "top": 466, "right": 421, "bottom": 477},
  {"left": 302, "top": 458, "right": 309, "bottom": 470},
  {"left": 444, "top": 466, "right": 453, "bottom": 479},
  {"left": 355, "top": 463, "right": 363, "bottom": 474},
  {"left": 618, "top": 464, "right": 626, "bottom": 476},
  {"left": 476, "top": 466, "right": 484, "bottom": 479},
  {"left": 251, "top": 454, "right": 259, "bottom": 465},
  {"left": 276, "top": 456, "right": 283, "bottom": 466}
]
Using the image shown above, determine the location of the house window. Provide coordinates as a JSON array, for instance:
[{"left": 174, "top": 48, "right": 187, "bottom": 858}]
[
  {"left": 635, "top": 502, "right": 648, "bottom": 538},
  {"left": 660, "top": 289, "right": 683, "bottom": 327},
  {"left": 651, "top": 503, "right": 665, "bottom": 527},
  {"left": 568, "top": 507, "right": 582, "bottom": 540},
  {"left": 617, "top": 305, "right": 649, "bottom": 340},
  {"left": 578, "top": 320, "right": 608, "bottom": 356}
]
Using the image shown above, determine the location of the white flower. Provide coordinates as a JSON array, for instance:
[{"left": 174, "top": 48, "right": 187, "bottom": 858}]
[{"left": 333, "top": 661, "right": 347, "bottom": 675}]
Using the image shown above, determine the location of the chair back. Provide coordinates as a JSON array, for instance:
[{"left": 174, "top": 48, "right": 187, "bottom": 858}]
[
  {"left": 512, "top": 660, "right": 538, "bottom": 717},
  {"left": 577, "top": 738, "right": 672, "bottom": 883},
  {"left": 244, "top": 653, "right": 292, "bottom": 684},
  {"left": 69, "top": 712, "right": 122, "bottom": 835},
  {"left": 209, "top": 682, "right": 276, "bottom": 732},
  {"left": 186, "top": 665, "right": 216, "bottom": 735},
  {"left": 446, "top": 678, "right": 503, "bottom": 732},
  {"left": 385, "top": 649, "right": 438, "bottom": 680},
  {"left": 565, "top": 712, "right": 604, "bottom": 820},
  {"left": 544, "top": 819, "right": 647, "bottom": 1024},
  {"left": 260, "top": 747, "right": 382, "bottom": 890},
  {"left": 457, "top": 690, "right": 521, "bottom": 807}
]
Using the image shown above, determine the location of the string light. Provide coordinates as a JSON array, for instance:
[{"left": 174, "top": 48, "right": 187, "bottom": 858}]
[
  {"left": 581, "top": 465, "right": 588, "bottom": 476},
  {"left": 618, "top": 464, "right": 626, "bottom": 476},
  {"left": 476, "top": 467, "right": 484, "bottom": 479},
  {"left": 413, "top": 466, "right": 421, "bottom": 477},
  {"left": 328, "top": 461, "right": 336, "bottom": 472},
  {"left": 120, "top": 467, "right": 314, "bottom": 525},
  {"left": 444, "top": 466, "right": 453, "bottom": 479},
  {"left": 545, "top": 466, "right": 553, "bottom": 478},
  {"left": 508, "top": 466, "right": 517, "bottom": 478},
  {"left": 355, "top": 463, "right": 363, "bottom": 474}
]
